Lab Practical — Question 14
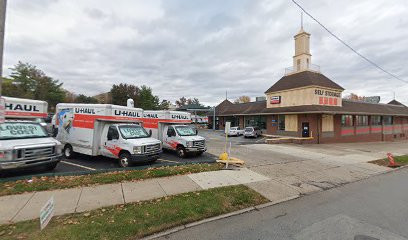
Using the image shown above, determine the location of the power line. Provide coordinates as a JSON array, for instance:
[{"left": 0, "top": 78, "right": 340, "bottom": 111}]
[{"left": 291, "top": 0, "right": 408, "bottom": 84}]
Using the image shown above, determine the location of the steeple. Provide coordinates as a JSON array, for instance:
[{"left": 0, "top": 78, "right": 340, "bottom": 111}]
[{"left": 293, "top": 14, "right": 312, "bottom": 72}]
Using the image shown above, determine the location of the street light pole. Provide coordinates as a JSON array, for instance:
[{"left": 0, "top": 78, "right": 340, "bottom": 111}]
[{"left": 0, "top": 0, "right": 7, "bottom": 96}]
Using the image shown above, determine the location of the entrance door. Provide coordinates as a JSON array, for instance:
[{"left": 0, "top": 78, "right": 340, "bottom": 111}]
[
  {"left": 302, "top": 122, "right": 310, "bottom": 138},
  {"left": 100, "top": 125, "right": 121, "bottom": 158}
]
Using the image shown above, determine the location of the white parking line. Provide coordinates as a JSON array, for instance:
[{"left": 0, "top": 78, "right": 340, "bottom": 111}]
[
  {"left": 158, "top": 159, "right": 180, "bottom": 163},
  {"left": 61, "top": 161, "right": 96, "bottom": 171}
]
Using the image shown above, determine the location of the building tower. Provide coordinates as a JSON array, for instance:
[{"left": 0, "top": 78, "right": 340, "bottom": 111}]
[{"left": 293, "top": 23, "right": 312, "bottom": 72}]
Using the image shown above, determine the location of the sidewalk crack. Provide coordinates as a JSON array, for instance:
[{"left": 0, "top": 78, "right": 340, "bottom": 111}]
[
  {"left": 156, "top": 179, "right": 168, "bottom": 196},
  {"left": 121, "top": 183, "right": 126, "bottom": 204},
  {"left": 11, "top": 192, "right": 35, "bottom": 222},
  {"left": 74, "top": 187, "right": 83, "bottom": 213}
]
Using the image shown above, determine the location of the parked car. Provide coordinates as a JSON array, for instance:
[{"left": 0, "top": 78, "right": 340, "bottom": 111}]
[
  {"left": 244, "top": 126, "right": 262, "bottom": 138},
  {"left": 228, "top": 127, "right": 244, "bottom": 136}
]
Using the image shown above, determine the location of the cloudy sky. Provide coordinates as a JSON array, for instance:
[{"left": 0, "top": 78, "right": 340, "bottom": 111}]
[{"left": 4, "top": 0, "right": 408, "bottom": 106}]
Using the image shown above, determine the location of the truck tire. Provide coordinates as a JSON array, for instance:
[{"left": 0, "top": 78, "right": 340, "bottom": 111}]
[
  {"left": 119, "top": 152, "right": 132, "bottom": 168},
  {"left": 45, "top": 162, "right": 58, "bottom": 171},
  {"left": 177, "top": 146, "right": 187, "bottom": 158},
  {"left": 63, "top": 145, "right": 75, "bottom": 159}
]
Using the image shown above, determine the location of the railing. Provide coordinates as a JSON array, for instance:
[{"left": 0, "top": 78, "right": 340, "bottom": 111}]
[{"left": 284, "top": 64, "right": 321, "bottom": 75}]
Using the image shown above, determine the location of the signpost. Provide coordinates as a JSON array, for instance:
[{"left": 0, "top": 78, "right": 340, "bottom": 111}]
[{"left": 40, "top": 196, "right": 55, "bottom": 230}]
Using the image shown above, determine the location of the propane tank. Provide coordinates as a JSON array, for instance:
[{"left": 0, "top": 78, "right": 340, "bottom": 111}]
[{"left": 127, "top": 98, "right": 134, "bottom": 108}]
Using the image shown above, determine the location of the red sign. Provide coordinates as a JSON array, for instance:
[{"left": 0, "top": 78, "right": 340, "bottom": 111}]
[
  {"left": 319, "top": 97, "right": 338, "bottom": 106},
  {"left": 270, "top": 96, "right": 281, "bottom": 104},
  {"left": 0, "top": 97, "right": 5, "bottom": 123}
]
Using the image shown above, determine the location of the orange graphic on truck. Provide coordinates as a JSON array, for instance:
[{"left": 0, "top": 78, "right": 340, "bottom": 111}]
[{"left": 104, "top": 145, "right": 122, "bottom": 156}]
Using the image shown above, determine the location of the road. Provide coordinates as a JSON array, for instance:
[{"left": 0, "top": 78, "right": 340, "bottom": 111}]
[{"left": 157, "top": 168, "right": 408, "bottom": 240}]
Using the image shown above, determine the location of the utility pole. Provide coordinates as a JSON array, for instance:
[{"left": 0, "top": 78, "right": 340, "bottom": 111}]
[{"left": 0, "top": 0, "right": 7, "bottom": 96}]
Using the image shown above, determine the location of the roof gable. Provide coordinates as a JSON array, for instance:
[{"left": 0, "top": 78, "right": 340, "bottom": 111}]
[{"left": 265, "top": 71, "right": 344, "bottom": 94}]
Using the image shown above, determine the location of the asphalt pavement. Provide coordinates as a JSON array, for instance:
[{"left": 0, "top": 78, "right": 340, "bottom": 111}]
[
  {"left": 157, "top": 167, "right": 408, "bottom": 240},
  {"left": 0, "top": 130, "right": 261, "bottom": 180}
]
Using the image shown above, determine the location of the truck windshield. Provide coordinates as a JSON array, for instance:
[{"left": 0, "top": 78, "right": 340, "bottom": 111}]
[
  {"left": 175, "top": 126, "right": 196, "bottom": 136},
  {"left": 118, "top": 125, "right": 149, "bottom": 139},
  {"left": 0, "top": 122, "right": 48, "bottom": 140}
]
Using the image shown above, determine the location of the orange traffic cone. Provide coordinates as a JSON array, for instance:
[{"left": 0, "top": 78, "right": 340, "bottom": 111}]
[{"left": 387, "top": 153, "right": 400, "bottom": 168}]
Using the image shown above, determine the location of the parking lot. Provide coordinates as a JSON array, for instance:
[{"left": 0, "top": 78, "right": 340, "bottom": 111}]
[{"left": 0, "top": 129, "right": 263, "bottom": 180}]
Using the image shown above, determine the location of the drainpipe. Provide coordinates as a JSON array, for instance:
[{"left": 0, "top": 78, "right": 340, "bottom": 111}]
[{"left": 213, "top": 106, "right": 216, "bottom": 131}]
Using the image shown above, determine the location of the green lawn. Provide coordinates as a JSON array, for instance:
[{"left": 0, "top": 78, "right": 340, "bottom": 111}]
[
  {"left": 0, "top": 185, "right": 268, "bottom": 240},
  {"left": 0, "top": 163, "right": 223, "bottom": 197},
  {"left": 369, "top": 155, "right": 408, "bottom": 167}
]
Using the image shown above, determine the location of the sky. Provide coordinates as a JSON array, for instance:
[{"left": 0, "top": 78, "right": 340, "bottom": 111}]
[{"left": 4, "top": 0, "right": 408, "bottom": 106}]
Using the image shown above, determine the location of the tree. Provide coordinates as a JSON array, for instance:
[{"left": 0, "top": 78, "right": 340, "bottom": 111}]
[
  {"left": 234, "top": 95, "right": 251, "bottom": 104},
  {"left": 6, "top": 62, "right": 65, "bottom": 111},
  {"left": 75, "top": 94, "right": 98, "bottom": 103},
  {"left": 159, "top": 100, "right": 170, "bottom": 110},
  {"left": 176, "top": 97, "right": 187, "bottom": 107},
  {"left": 110, "top": 83, "right": 140, "bottom": 106},
  {"left": 344, "top": 93, "right": 364, "bottom": 101},
  {"left": 138, "top": 85, "right": 160, "bottom": 110}
]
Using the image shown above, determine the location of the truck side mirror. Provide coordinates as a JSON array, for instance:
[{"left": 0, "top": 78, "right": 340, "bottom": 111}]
[
  {"left": 195, "top": 129, "right": 198, "bottom": 135},
  {"left": 149, "top": 129, "right": 152, "bottom": 137},
  {"left": 107, "top": 135, "right": 112, "bottom": 141}
]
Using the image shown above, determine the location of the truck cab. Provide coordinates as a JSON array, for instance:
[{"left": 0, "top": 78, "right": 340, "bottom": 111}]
[
  {"left": 0, "top": 97, "right": 63, "bottom": 171},
  {"left": 99, "top": 123, "right": 162, "bottom": 167},
  {"left": 162, "top": 124, "right": 206, "bottom": 158}
]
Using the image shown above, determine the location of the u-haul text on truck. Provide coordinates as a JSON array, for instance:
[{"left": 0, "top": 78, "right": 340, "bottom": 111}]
[
  {"left": 143, "top": 111, "right": 207, "bottom": 158},
  {"left": 0, "top": 97, "right": 63, "bottom": 171},
  {"left": 56, "top": 103, "right": 162, "bottom": 167}
]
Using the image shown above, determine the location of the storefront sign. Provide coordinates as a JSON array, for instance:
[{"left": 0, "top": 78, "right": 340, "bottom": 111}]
[
  {"left": 314, "top": 89, "right": 341, "bottom": 98},
  {"left": 270, "top": 96, "right": 281, "bottom": 104}
]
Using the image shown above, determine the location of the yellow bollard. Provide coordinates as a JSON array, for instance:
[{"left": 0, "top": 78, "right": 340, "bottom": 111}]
[{"left": 219, "top": 152, "right": 229, "bottom": 161}]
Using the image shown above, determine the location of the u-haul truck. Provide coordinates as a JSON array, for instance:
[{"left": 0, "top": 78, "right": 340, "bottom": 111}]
[
  {"left": 143, "top": 111, "right": 206, "bottom": 158},
  {"left": 56, "top": 103, "right": 162, "bottom": 167},
  {"left": 0, "top": 97, "right": 63, "bottom": 171}
]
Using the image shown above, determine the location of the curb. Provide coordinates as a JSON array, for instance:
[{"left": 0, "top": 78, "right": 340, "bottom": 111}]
[{"left": 141, "top": 196, "right": 301, "bottom": 240}]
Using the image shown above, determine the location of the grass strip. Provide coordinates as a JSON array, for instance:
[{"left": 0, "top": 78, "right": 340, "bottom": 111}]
[
  {"left": 0, "top": 185, "right": 268, "bottom": 240},
  {"left": 369, "top": 155, "right": 408, "bottom": 167},
  {"left": 0, "top": 163, "right": 223, "bottom": 197}
]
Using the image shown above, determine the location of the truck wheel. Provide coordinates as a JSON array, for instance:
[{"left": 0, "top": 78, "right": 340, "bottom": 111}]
[
  {"left": 63, "top": 145, "right": 74, "bottom": 159},
  {"left": 119, "top": 152, "right": 132, "bottom": 168},
  {"left": 177, "top": 146, "right": 187, "bottom": 158},
  {"left": 45, "top": 162, "right": 58, "bottom": 171}
]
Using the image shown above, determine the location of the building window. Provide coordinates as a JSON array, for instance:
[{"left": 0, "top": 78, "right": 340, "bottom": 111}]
[
  {"left": 341, "top": 115, "right": 353, "bottom": 127},
  {"left": 356, "top": 115, "right": 368, "bottom": 126},
  {"left": 371, "top": 116, "right": 382, "bottom": 125},
  {"left": 383, "top": 116, "right": 393, "bottom": 125},
  {"left": 296, "top": 59, "right": 301, "bottom": 71},
  {"left": 244, "top": 115, "right": 266, "bottom": 129},
  {"left": 278, "top": 115, "right": 285, "bottom": 130}
]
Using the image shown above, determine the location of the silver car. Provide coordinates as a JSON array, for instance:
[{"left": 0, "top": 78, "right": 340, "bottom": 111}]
[
  {"left": 228, "top": 127, "right": 244, "bottom": 136},
  {"left": 243, "top": 126, "right": 262, "bottom": 138}
]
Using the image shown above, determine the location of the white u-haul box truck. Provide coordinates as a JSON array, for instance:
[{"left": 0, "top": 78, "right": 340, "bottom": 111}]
[
  {"left": 56, "top": 103, "right": 162, "bottom": 167},
  {"left": 0, "top": 97, "right": 63, "bottom": 171},
  {"left": 143, "top": 111, "right": 207, "bottom": 158}
]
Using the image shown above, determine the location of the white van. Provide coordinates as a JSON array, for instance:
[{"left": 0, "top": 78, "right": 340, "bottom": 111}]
[
  {"left": 143, "top": 111, "right": 207, "bottom": 158},
  {"left": 0, "top": 97, "right": 63, "bottom": 171},
  {"left": 56, "top": 103, "right": 162, "bottom": 167}
]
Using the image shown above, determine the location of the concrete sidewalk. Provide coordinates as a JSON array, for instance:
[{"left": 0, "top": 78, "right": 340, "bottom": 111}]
[
  {"left": 0, "top": 160, "right": 392, "bottom": 225},
  {"left": 0, "top": 168, "right": 269, "bottom": 225}
]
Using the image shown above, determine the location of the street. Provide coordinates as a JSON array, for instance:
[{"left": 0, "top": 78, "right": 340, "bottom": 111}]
[{"left": 157, "top": 167, "right": 408, "bottom": 240}]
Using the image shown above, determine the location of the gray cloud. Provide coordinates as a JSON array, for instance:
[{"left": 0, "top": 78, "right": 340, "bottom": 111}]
[{"left": 3, "top": 0, "right": 408, "bottom": 106}]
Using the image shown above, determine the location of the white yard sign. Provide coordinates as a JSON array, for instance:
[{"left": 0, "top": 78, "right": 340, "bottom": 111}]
[
  {"left": 225, "top": 121, "right": 231, "bottom": 134},
  {"left": 0, "top": 97, "right": 5, "bottom": 123},
  {"left": 40, "top": 196, "right": 55, "bottom": 230}
]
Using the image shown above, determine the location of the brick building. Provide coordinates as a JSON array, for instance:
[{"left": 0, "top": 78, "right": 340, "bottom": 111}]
[{"left": 209, "top": 26, "right": 408, "bottom": 144}]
